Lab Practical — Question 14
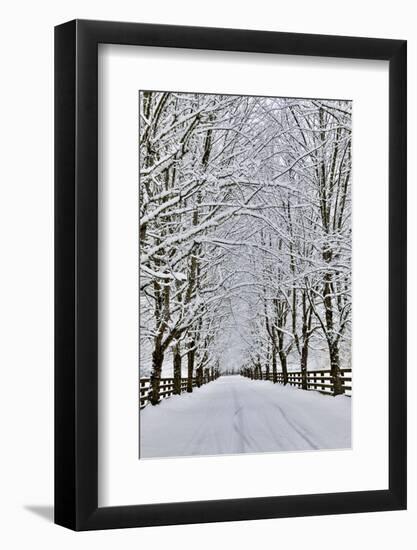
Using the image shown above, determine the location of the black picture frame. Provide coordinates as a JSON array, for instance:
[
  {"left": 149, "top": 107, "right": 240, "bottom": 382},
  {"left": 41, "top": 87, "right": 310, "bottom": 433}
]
[{"left": 55, "top": 19, "right": 407, "bottom": 531}]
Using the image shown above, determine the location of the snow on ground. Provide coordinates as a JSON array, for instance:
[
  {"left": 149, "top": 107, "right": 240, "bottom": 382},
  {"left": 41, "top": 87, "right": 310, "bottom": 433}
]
[{"left": 140, "top": 375, "right": 351, "bottom": 458}]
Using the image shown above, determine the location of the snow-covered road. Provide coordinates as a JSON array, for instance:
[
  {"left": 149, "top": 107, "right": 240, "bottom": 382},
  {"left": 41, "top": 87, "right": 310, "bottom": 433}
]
[{"left": 140, "top": 375, "right": 351, "bottom": 458}]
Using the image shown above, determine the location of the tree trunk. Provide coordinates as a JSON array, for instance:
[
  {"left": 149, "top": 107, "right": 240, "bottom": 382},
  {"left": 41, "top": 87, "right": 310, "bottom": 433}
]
[
  {"left": 279, "top": 350, "right": 289, "bottom": 385},
  {"left": 196, "top": 364, "right": 203, "bottom": 387},
  {"left": 300, "top": 292, "right": 310, "bottom": 390},
  {"left": 277, "top": 327, "right": 289, "bottom": 385},
  {"left": 272, "top": 345, "right": 277, "bottom": 383},
  {"left": 187, "top": 342, "right": 195, "bottom": 392},
  {"left": 300, "top": 343, "right": 308, "bottom": 390},
  {"left": 323, "top": 269, "right": 344, "bottom": 395},
  {"left": 173, "top": 342, "right": 182, "bottom": 395},
  {"left": 330, "top": 341, "right": 344, "bottom": 395},
  {"left": 149, "top": 344, "right": 164, "bottom": 405}
]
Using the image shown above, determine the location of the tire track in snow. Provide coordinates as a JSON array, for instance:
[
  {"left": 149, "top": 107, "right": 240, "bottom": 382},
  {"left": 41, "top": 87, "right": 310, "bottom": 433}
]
[
  {"left": 247, "top": 381, "right": 320, "bottom": 450},
  {"left": 231, "top": 386, "right": 254, "bottom": 453},
  {"left": 273, "top": 404, "right": 319, "bottom": 450}
]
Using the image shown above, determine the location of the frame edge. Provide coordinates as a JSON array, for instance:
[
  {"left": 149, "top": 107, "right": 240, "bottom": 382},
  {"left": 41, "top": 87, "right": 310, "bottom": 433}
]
[
  {"left": 54, "top": 19, "right": 77, "bottom": 530},
  {"left": 55, "top": 19, "right": 407, "bottom": 531}
]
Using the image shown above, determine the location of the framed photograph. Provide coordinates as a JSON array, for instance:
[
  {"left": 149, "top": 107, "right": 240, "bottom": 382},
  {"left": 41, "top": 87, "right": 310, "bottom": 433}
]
[{"left": 55, "top": 19, "right": 407, "bottom": 530}]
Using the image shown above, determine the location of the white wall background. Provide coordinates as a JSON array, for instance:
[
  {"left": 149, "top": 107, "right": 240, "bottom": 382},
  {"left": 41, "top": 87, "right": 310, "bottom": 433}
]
[{"left": 0, "top": 1, "right": 414, "bottom": 548}]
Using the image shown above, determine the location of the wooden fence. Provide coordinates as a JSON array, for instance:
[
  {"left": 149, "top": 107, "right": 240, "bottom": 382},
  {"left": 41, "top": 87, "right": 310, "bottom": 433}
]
[
  {"left": 139, "top": 374, "right": 217, "bottom": 408},
  {"left": 242, "top": 368, "right": 352, "bottom": 396}
]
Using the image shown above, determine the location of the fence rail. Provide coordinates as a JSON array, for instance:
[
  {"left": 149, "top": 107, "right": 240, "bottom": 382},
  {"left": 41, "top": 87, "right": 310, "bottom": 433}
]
[
  {"left": 139, "top": 374, "right": 217, "bottom": 408},
  {"left": 242, "top": 368, "right": 352, "bottom": 396}
]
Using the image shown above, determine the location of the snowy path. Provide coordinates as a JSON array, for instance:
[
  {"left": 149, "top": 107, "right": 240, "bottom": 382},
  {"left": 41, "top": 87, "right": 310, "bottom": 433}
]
[{"left": 140, "top": 375, "right": 351, "bottom": 458}]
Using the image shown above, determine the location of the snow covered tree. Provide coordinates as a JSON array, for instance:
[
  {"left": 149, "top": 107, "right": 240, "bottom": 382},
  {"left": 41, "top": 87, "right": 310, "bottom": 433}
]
[{"left": 140, "top": 92, "right": 351, "bottom": 401}]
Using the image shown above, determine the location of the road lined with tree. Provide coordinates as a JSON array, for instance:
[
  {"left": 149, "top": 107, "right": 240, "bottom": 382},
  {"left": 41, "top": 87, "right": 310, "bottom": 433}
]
[{"left": 139, "top": 91, "right": 352, "bottom": 404}]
